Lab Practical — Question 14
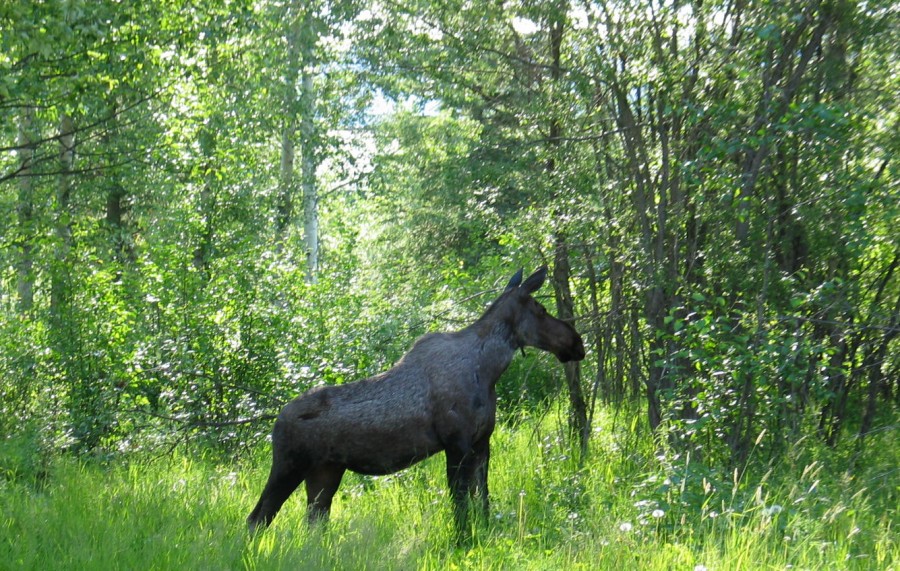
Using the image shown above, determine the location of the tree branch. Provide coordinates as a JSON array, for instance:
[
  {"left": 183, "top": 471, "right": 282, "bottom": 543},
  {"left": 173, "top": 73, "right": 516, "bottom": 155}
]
[{"left": 126, "top": 409, "right": 278, "bottom": 428}]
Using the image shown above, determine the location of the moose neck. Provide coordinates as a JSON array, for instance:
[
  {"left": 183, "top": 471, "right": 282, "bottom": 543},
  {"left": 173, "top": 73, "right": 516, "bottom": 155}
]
[{"left": 468, "top": 306, "right": 519, "bottom": 386}]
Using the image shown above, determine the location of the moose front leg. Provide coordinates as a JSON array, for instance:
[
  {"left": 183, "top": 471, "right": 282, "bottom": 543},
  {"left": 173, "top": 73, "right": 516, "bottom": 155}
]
[
  {"left": 445, "top": 446, "right": 475, "bottom": 541},
  {"left": 445, "top": 436, "right": 491, "bottom": 542},
  {"left": 470, "top": 436, "right": 490, "bottom": 515}
]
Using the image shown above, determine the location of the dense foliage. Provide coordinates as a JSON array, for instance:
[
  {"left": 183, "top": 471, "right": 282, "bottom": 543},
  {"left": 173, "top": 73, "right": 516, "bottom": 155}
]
[{"left": 1, "top": 0, "right": 897, "bottom": 479}]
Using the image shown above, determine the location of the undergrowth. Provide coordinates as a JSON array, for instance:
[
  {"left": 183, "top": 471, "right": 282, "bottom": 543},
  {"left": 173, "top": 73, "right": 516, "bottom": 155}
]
[{"left": 1, "top": 405, "right": 897, "bottom": 570}]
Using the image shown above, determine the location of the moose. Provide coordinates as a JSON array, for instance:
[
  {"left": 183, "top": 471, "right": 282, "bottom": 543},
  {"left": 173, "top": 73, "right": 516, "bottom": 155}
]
[{"left": 247, "top": 267, "right": 585, "bottom": 536}]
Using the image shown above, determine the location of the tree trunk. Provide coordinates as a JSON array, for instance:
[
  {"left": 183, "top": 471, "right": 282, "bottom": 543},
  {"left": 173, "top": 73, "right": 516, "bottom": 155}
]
[
  {"left": 192, "top": 126, "right": 217, "bottom": 278},
  {"left": 277, "top": 2, "right": 319, "bottom": 283},
  {"left": 106, "top": 182, "right": 132, "bottom": 264},
  {"left": 583, "top": 246, "right": 607, "bottom": 414},
  {"left": 544, "top": 2, "right": 589, "bottom": 456},
  {"left": 859, "top": 296, "right": 899, "bottom": 439},
  {"left": 16, "top": 107, "right": 36, "bottom": 314},
  {"left": 553, "top": 235, "right": 590, "bottom": 456},
  {"left": 51, "top": 113, "right": 75, "bottom": 321},
  {"left": 299, "top": 12, "right": 319, "bottom": 282},
  {"left": 192, "top": 43, "right": 222, "bottom": 280},
  {"left": 734, "top": 4, "right": 831, "bottom": 243},
  {"left": 858, "top": 255, "right": 899, "bottom": 439},
  {"left": 277, "top": 128, "right": 295, "bottom": 239},
  {"left": 300, "top": 68, "right": 319, "bottom": 282},
  {"left": 104, "top": 102, "right": 135, "bottom": 266},
  {"left": 276, "top": 7, "right": 301, "bottom": 243}
]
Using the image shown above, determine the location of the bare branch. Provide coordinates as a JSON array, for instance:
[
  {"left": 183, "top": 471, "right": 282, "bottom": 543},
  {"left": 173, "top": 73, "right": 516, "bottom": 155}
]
[{"left": 126, "top": 409, "right": 278, "bottom": 428}]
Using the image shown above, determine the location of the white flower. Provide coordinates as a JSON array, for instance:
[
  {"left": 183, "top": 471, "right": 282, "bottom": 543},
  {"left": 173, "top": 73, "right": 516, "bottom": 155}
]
[
  {"left": 619, "top": 522, "right": 633, "bottom": 532},
  {"left": 652, "top": 509, "right": 665, "bottom": 519},
  {"left": 762, "top": 504, "right": 783, "bottom": 517},
  {"left": 694, "top": 565, "right": 708, "bottom": 571}
]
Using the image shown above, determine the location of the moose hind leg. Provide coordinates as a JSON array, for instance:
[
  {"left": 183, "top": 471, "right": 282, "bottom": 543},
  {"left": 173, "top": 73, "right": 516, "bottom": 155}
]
[
  {"left": 247, "top": 457, "right": 307, "bottom": 533},
  {"left": 305, "top": 464, "right": 345, "bottom": 524}
]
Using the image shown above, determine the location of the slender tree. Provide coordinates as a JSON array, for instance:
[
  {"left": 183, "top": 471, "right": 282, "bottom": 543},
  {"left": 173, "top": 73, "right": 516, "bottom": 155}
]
[
  {"left": 50, "top": 112, "right": 75, "bottom": 321},
  {"left": 15, "top": 107, "right": 36, "bottom": 314}
]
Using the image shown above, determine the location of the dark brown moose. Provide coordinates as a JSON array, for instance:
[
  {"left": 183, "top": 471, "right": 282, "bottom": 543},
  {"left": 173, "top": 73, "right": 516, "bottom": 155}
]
[{"left": 247, "top": 267, "right": 585, "bottom": 536}]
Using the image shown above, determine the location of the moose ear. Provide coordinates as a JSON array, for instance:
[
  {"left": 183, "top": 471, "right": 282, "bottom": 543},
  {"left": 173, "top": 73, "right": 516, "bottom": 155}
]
[
  {"left": 505, "top": 268, "right": 524, "bottom": 292},
  {"left": 520, "top": 266, "right": 547, "bottom": 294}
]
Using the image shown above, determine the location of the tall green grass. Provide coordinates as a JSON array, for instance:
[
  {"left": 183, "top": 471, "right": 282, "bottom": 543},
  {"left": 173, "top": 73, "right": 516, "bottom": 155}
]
[{"left": 1, "top": 407, "right": 896, "bottom": 570}]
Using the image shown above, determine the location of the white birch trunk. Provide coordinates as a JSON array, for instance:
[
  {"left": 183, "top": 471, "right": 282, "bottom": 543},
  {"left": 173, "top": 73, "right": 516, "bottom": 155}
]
[{"left": 279, "top": 2, "right": 319, "bottom": 282}]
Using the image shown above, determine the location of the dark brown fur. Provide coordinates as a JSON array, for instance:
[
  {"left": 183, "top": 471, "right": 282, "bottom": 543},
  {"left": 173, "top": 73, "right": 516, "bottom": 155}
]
[{"left": 247, "top": 267, "right": 585, "bottom": 535}]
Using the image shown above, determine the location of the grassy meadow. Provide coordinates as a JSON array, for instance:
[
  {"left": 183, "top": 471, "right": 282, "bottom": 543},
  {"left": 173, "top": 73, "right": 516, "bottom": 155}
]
[{"left": 1, "top": 407, "right": 897, "bottom": 570}]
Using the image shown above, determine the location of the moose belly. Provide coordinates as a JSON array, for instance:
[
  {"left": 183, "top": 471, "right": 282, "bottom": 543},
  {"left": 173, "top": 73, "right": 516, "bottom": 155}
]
[
  {"left": 345, "top": 448, "right": 441, "bottom": 476},
  {"left": 337, "top": 422, "right": 443, "bottom": 475}
]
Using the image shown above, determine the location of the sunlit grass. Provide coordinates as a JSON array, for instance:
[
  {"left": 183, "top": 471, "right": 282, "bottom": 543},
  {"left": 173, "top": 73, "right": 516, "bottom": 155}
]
[{"left": 1, "top": 407, "right": 897, "bottom": 570}]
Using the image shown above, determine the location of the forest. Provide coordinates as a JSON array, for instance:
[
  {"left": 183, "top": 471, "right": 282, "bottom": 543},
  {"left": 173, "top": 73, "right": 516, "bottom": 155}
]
[{"left": 1, "top": 0, "right": 898, "bottom": 568}]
